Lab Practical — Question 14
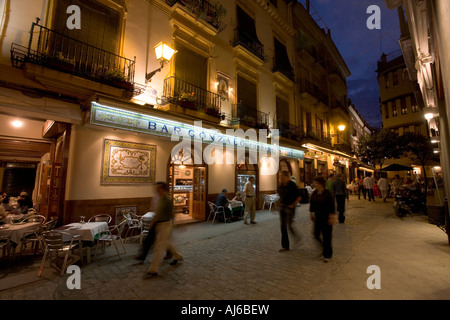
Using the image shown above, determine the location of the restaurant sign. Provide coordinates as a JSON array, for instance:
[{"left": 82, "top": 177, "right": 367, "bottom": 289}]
[{"left": 90, "top": 102, "right": 304, "bottom": 160}]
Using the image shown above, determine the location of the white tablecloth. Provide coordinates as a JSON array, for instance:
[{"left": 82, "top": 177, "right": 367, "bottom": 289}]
[
  {"left": 0, "top": 222, "right": 41, "bottom": 244},
  {"left": 58, "top": 222, "right": 109, "bottom": 242},
  {"left": 229, "top": 201, "right": 243, "bottom": 209}
]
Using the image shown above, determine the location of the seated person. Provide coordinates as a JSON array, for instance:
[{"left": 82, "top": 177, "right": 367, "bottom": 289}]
[
  {"left": 0, "top": 204, "right": 7, "bottom": 225},
  {"left": 215, "top": 188, "right": 232, "bottom": 221},
  {"left": 1, "top": 196, "right": 13, "bottom": 212},
  {"left": 231, "top": 191, "right": 243, "bottom": 202}
]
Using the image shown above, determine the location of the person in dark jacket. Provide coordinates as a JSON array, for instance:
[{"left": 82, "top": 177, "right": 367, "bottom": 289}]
[
  {"left": 310, "top": 176, "right": 336, "bottom": 263},
  {"left": 278, "top": 171, "right": 301, "bottom": 252},
  {"left": 332, "top": 173, "right": 349, "bottom": 223},
  {"left": 215, "top": 188, "right": 231, "bottom": 221}
]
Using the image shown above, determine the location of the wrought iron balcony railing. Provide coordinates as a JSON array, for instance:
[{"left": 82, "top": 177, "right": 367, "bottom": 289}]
[
  {"left": 231, "top": 103, "right": 269, "bottom": 129},
  {"left": 163, "top": 76, "right": 221, "bottom": 116},
  {"left": 303, "top": 126, "right": 332, "bottom": 145},
  {"left": 11, "top": 20, "right": 135, "bottom": 91},
  {"left": 232, "top": 28, "right": 265, "bottom": 61},
  {"left": 273, "top": 57, "right": 295, "bottom": 82},
  {"left": 166, "top": 0, "right": 222, "bottom": 30},
  {"left": 276, "top": 119, "right": 302, "bottom": 142},
  {"left": 299, "top": 79, "right": 329, "bottom": 106}
]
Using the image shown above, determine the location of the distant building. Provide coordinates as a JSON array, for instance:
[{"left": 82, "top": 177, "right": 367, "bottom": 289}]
[{"left": 377, "top": 51, "right": 427, "bottom": 138}]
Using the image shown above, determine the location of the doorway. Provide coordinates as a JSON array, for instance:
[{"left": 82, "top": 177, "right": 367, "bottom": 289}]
[{"left": 169, "top": 163, "right": 207, "bottom": 222}]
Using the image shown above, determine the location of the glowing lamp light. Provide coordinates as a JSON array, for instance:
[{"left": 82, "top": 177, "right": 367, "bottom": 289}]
[
  {"left": 425, "top": 113, "right": 434, "bottom": 120},
  {"left": 11, "top": 120, "right": 23, "bottom": 128},
  {"left": 145, "top": 42, "right": 176, "bottom": 82},
  {"left": 338, "top": 125, "right": 346, "bottom": 132},
  {"left": 154, "top": 42, "right": 176, "bottom": 62}
]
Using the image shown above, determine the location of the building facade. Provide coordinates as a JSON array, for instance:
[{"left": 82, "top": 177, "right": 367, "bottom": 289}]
[
  {"left": 385, "top": 0, "right": 449, "bottom": 212},
  {"left": 0, "top": 0, "right": 354, "bottom": 225}
]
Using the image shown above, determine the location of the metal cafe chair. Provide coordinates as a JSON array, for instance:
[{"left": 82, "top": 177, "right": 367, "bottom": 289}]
[
  {"left": 88, "top": 214, "right": 112, "bottom": 224},
  {"left": 17, "top": 215, "right": 47, "bottom": 260},
  {"left": 94, "top": 220, "right": 127, "bottom": 260},
  {"left": 207, "top": 202, "right": 227, "bottom": 224},
  {"left": 123, "top": 213, "right": 142, "bottom": 242},
  {"left": 37, "top": 231, "right": 83, "bottom": 277},
  {"left": 0, "top": 235, "right": 12, "bottom": 266}
]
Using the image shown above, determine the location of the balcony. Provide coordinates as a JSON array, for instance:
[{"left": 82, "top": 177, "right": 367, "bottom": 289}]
[
  {"left": 161, "top": 76, "right": 223, "bottom": 123},
  {"left": 166, "top": 0, "right": 225, "bottom": 32},
  {"left": 303, "top": 126, "right": 332, "bottom": 145},
  {"left": 232, "top": 28, "right": 265, "bottom": 61},
  {"left": 10, "top": 21, "right": 136, "bottom": 95},
  {"left": 273, "top": 57, "right": 295, "bottom": 82},
  {"left": 231, "top": 103, "right": 269, "bottom": 130},
  {"left": 276, "top": 119, "right": 302, "bottom": 142},
  {"left": 299, "top": 79, "right": 328, "bottom": 106}
]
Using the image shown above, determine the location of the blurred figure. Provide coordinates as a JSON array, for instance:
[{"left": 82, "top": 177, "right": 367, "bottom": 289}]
[
  {"left": 333, "top": 173, "right": 348, "bottom": 224},
  {"left": 243, "top": 176, "right": 256, "bottom": 225},
  {"left": 378, "top": 173, "right": 389, "bottom": 202},
  {"left": 363, "top": 173, "right": 375, "bottom": 202},
  {"left": 310, "top": 176, "right": 336, "bottom": 263},
  {"left": 145, "top": 182, "right": 183, "bottom": 278},
  {"left": 278, "top": 171, "right": 301, "bottom": 252}
]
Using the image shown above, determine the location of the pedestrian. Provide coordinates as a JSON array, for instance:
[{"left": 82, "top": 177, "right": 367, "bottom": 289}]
[
  {"left": 332, "top": 173, "right": 348, "bottom": 223},
  {"left": 145, "top": 182, "right": 183, "bottom": 278},
  {"left": 243, "top": 176, "right": 256, "bottom": 225},
  {"left": 326, "top": 174, "right": 335, "bottom": 193},
  {"left": 358, "top": 175, "right": 366, "bottom": 200},
  {"left": 378, "top": 173, "right": 389, "bottom": 202},
  {"left": 278, "top": 171, "right": 301, "bottom": 252},
  {"left": 309, "top": 176, "right": 336, "bottom": 263},
  {"left": 392, "top": 174, "right": 402, "bottom": 194},
  {"left": 363, "top": 173, "right": 375, "bottom": 202}
]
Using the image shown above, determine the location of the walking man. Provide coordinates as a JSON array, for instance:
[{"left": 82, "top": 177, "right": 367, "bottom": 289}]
[
  {"left": 243, "top": 176, "right": 256, "bottom": 225},
  {"left": 363, "top": 173, "right": 375, "bottom": 202},
  {"left": 378, "top": 173, "right": 389, "bottom": 202},
  {"left": 278, "top": 171, "right": 301, "bottom": 252},
  {"left": 146, "top": 182, "right": 183, "bottom": 277},
  {"left": 333, "top": 173, "right": 348, "bottom": 223},
  {"left": 310, "top": 176, "right": 336, "bottom": 263}
]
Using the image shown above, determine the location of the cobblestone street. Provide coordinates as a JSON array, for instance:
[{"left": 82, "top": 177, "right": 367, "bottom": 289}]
[{"left": 1, "top": 195, "right": 450, "bottom": 301}]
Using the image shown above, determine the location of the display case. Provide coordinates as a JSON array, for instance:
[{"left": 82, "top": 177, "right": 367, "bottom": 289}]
[{"left": 170, "top": 165, "right": 193, "bottom": 214}]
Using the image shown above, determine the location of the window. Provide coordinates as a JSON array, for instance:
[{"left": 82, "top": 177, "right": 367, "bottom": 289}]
[
  {"left": 385, "top": 74, "right": 390, "bottom": 88},
  {"left": 401, "top": 98, "right": 407, "bottom": 115},
  {"left": 392, "top": 102, "right": 398, "bottom": 117},
  {"left": 237, "top": 75, "right": 257, "bottom": 109},
  {"left": 384, "top": 104, "right": 389, "bottom": 119},
  {"left": 52, "top": 0, "right": 121, "bottom": 54},
  {"left": 235, "top": 6, "right": 264, "bottom": 59},
  {"left": 276, "top": 96, "right": 290, "bottom": 123},
  {"left": 414, "top": 125, "right": 422, "bottom": 134},
  {"left": 175, "top": 42, "right": 208, "bottom": 90},
  {"left": 273, "top": 38, "right": 294, "bottom": 80},
  {"left": 393, "top": 71, "right": 399, "bottom": 86},
  {"left": 411, "top": 96, "right": 419, "bottom": 113}
]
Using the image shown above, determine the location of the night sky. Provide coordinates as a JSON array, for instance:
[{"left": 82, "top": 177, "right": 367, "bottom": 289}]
[{"left": 310, "top": 0, "right": 401, "bottom": 128}]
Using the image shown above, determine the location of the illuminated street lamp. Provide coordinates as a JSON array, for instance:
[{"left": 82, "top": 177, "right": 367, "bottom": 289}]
[
  {"left": 338, "top": 125, "right": 346, "bottom": 132},
  {"left": 145, "top": 42, "right": 176, "bottom": 82}
]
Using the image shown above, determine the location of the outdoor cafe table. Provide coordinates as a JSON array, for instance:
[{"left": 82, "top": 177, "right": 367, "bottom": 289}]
[
  {"left": 0, "top": 222, "right": 41, "bottom": 246},
  {"left": 229, "top": 201, "right": 244, "bottom": 217},
  {"left": 0, "top": 222, "right": 41, "bottom": 260},
  {"left": 56, "top": 222, "right": 109, "bottom": 263}
]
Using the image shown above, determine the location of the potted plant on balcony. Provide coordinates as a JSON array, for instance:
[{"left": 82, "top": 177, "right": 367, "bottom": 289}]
[
  {"left": 104, "top": 69, "right": 132, "bottom": 90},
  {"left": 47, "top": 52, "right": 76, "bottom": 73},
  {"left": 178, "top": 91, "right": 197, "bottom": 110},
  {"left": 205, "top": 104, "right": 221, "bottom": 118}
]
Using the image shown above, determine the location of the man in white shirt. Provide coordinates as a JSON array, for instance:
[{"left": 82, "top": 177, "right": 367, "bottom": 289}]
[
  {"left": 363, "top": 173, "right": 375, "bottom": 202},
  {"left": 243, "top": 176, "right": 256, "bottom": 225},
  {"left": 378, "top": 173, "right": 389, "bottom": 202}
]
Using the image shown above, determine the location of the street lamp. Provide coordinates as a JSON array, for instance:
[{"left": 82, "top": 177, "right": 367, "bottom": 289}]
[
  {"left": 145, "top": 42, "right": 176, "bottom": 82},
  {"left": 338, "top": 125, "right": 346, "bottom": 132}
]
